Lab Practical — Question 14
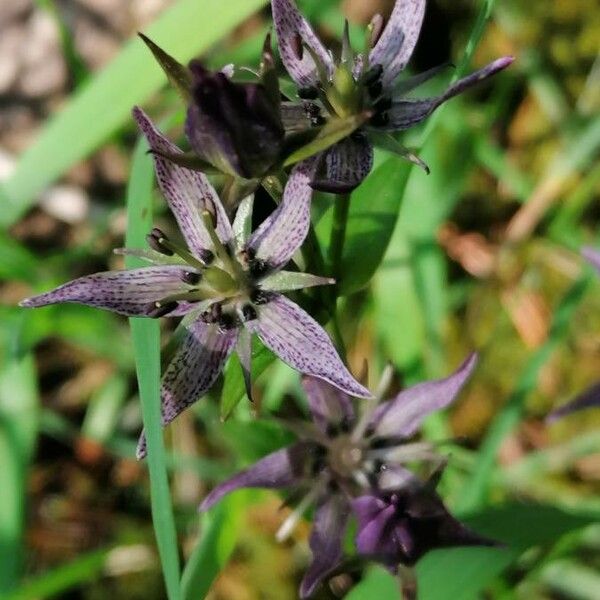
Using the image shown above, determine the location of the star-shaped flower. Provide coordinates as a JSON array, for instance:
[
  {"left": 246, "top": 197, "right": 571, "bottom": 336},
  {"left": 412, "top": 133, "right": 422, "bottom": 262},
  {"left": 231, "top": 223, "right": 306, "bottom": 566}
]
[
  {"left": 20, "top": 107, "right": 370, "bottom": 457},
  {"left": 272, "top": 0, "right": 513, "bottom": 191},
  {"left": 200, "top": 353, "right": 478, "bottom": 597}
]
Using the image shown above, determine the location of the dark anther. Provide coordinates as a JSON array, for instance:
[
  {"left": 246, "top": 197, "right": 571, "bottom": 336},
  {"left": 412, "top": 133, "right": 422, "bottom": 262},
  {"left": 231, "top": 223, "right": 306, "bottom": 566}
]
[
  {"left": 198, "top": 249, "right": 214, "bottom": 265},
  {"left": 218, "top": 312, "right": 237, "bottom": 330},
  {"left": 250, "top": 289, "right": 273, "bottom": 305},
  {"left": 369, "top": 436, "right": 396, "bottom": 450},
  {"left": 363, "top": 64, "right": 384, "bottom": 86},
  {"left": 364, "top": 424, "right": 376, "bottom": 438},
  {"left": 298, "top": 86, "right": 319, "bottom": 100},
  {"left": 249, "top": 258, "right": 271, "bottom": 279},
  {"left": 291, "top": 33, "right": 304, "bottom": 60},
  {"left": 367, "top": 81, "right": 383, "bottom": 99},
  {"left": 304, "top": 103, "right": 321, "bottom": 118},
  {"left": 146, "top": 228, "right": 174, "bottom": 256},
  {"left": 373, "top": 459, "right": 386, "bottom": 473},
  {"left": 369, "top": 112, "right": 389, "bottom": 127},
  {"left": 326, "top": 423, "right": 340, "bottom": 438},
  {"left": 374, "top": 96, "right": 392, "bottom": 112},
  {"left": 147, "top": 300, "right": 178, "bottom": 318},
  {"left": 311, "top": 456, "right": 326, "bottom": 476},
  {"left": 181, "top": 271, "right": 202, "bottom": 285},
  {"left": 241, "top": 304, "right": 257, "bottom": 322},
  {"left": 202, "top": 302, "right": 223, "bottom": 323}
]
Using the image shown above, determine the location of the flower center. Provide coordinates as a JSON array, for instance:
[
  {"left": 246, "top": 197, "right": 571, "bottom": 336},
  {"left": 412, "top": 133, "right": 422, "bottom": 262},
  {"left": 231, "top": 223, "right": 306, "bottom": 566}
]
[{"left": 327, "top": 434, "right": 365, "bottom": 479}]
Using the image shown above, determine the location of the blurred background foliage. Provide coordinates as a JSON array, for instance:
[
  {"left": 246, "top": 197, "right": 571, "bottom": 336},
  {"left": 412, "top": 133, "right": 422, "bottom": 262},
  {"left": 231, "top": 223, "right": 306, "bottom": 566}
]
[{"left": 0, "top": 0, "right": 599, "bottom": 598}]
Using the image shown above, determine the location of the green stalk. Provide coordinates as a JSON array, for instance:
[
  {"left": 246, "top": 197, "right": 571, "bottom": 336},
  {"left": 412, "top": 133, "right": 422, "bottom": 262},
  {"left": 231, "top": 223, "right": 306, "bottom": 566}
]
[
  {"left": 327, "top": 193, "right": 352, "bottom": 282},
  {"left": 126, "top": 139, "right": 182, "bottom": 599}
]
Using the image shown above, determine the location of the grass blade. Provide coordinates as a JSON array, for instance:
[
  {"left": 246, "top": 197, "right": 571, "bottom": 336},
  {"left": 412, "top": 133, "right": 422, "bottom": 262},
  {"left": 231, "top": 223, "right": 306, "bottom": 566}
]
[
  {"left": 126, "top": 138, "right": 181, "bottom": 599},
  {"left": 0, "top": 0, "right": 268, "bottom": 228}
]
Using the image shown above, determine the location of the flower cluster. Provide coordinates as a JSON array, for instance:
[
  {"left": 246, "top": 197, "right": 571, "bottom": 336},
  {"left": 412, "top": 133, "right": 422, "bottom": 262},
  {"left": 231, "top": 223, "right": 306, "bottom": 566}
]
[{"left": 20, "top": 0, "right": 514, "bottom": 596}]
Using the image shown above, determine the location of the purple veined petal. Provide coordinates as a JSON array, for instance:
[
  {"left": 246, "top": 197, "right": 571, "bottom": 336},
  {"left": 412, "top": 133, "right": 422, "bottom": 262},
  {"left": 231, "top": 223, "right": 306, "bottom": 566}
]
[
  {"left": 19, "top": 266, "right": 194, "bottom": 317},
  {"left": 261, "top": 270, "right": 334, "bottom": 293},
  {"left": 300, "top": 495, "right": 350, "bottom": 599},
  {"left": 271, "top": 0, "right": 334, "bottom": 88},
  {"left": 301, "top": 376, "right": 355, "bottom": 433},
  {"left": 547, "top": 380, "right": 600, "bottom": 423},
  {"left": 245, "top": 160, "right": 315, "bottom": 270},
  {"left": 582, "top": 246, "right": 600, "bottom": 274},
  {"left": 246, "top": 294, "right": 372, "bottom": 398},
  {"left": 137, "top": 315, "right": 237, "bottom": 459},
  {"left": 199, "top": 442, "right": 310, "bottom": 511},
  {"left": 369, "top": 0, "right": 426, "bottom": 87},
  {"left": 370, "top": 353, "right": 478, "bottom": 438},
  {"left": 352, "top": 495, "right": 399, "bottom": 559},
  {"left": 311, "top": 134, "right": 374, "bottom": 193},
  {"left": 132, "top": 107, "right": 234, "bottom": 252},
  {"left": 385, "top": 56, "right": 514, "bottom": 131}
]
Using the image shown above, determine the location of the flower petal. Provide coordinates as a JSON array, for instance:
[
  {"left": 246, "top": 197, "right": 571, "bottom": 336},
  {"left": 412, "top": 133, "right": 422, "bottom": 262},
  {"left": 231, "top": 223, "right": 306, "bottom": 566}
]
[
  {"left": 199, "top": 442, "right": 310, "bottom": 511},
  {"left": 301, "top": 376, "right": 354, "bottom": 432},
  {"left": 271, "top": 0, "right": 334, "bottom": 87},
  {"left": 20, "top": 266, "right": 193, "bottom": 316},
  {"left": 547, "top": 380, "right": 600, "bottom": 422},
  {"left": 245, "top": 160, "right": 315, "bottom": 270},
  {"left": 371, "top": 353, "right": 478, "bottom": 437},
  {"left": 369, "top": 0, "right": 426, "bottom": 86},
  {"left": 133, "top": 107, "right": 234, "bottom": 253},
  {"left": 236, "top": 326, "right": 253, "bottom": 403},
  {"left": 232, "top": 195, "right": 254, "bottom": 249},
  {"left": 582, "top": 246, "right": 600, "bottom": 274},
  {"left": 353, "top": 496, "right": 399, "bottom": 559},
  {"left": 300, "top": 495, "right": 350, "bottom": 599},
  {"left": 386, "top": 57, "right": 514, "bottom": 131},
  {"left": 137, "top": 316, "right": 237, "bottom": 459},
  {"left": 311, "top": 134, "right": 374, "bottom": 193},
  {"left": 246, "top": 294, "right": 372, "bottom": 398},
  {"left": 261, "top": 270, "right": 334, "bottom": 293}
]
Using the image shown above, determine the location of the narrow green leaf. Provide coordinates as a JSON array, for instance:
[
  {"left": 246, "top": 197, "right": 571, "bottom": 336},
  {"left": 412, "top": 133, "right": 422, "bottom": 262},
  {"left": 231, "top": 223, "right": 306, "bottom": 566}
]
[
  {"left": 0, "top": 350, "right": 39, "bottom": 592},
  {"left": 181, "top": 494, "right": 247, "bottom": 600},
  {"left": 5, "top": 549, "right": 108, "bottom": 600},
  {"left": 345, "top": 566, "right": 401, "bottom": 600},
  {"left": 338, "top": 157, "right": 411, "bottom": 295},
  {"left": 138, "top": 33, "right": 192, "bottom": 101},
  {"left": 220, "top": 345, "right": 276, "bottom": 420},
  {"left": 0, "top": 0, "right": 268, "bottom": 228},
  {"left": 126, "top": 139, "right": 181, "bottom": 599},
  {"left": 283, "top": 113, "right": 368, "bottom": 167}
]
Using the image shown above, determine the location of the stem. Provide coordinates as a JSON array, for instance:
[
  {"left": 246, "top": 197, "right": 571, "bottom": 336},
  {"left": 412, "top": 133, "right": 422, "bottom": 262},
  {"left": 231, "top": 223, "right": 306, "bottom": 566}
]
[{"left": 327, "top": 193, "right": 351, "bottom": 282}]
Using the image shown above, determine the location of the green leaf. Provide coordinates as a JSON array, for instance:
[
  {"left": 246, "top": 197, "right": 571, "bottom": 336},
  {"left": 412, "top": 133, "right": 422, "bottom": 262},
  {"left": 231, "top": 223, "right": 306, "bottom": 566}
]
[
  {"left": 220, "top": 344, "right": 276, "bottom": 420},
  {"left": 181, "top": 493, "right": 247, "bottom": 600},
  {"left": 283, "top": 113, "right": 369, "bottom": 167},
  {"left": 0, "top": 0, "right": 268, "bottom": 228},
  {"left": 126, "top": 139, "right": 181, "bottom": 600},
  {"left": 138, "top": 33, "right": 192, "bottom": 101},
  {"left": 338, "top": 157, "right": 412, "bottom": 295},
  {"left": 345, "top": 567, "right": 401, "bottom": 600}
]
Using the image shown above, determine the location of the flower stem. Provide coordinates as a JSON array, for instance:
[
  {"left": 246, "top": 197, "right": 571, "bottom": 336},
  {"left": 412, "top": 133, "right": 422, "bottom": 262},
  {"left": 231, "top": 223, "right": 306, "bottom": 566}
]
[{"left": 327, "top": 193, "right": 351, "bottom": 282}]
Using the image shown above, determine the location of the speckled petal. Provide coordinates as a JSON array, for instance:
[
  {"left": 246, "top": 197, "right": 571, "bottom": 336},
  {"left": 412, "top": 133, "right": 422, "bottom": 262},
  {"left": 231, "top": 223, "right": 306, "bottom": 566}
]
[
  {"left": 301, "top": 376, "right": 354, "bottom": 432},
  {"left": 300, "top": 495, "right": 350, "bottom": 599},
  {"left": 386, "top": 57, "right": 514, "bottom": 131},
  {"left": 246, "top": 160, "right": 315, "bottom": 270},
  {"left": 247, "top": 294, "right": 372, "bottom": 398},
  {"left": 311, "top": 135, "right": 374, "bottom": 193},
  {"left": 271, "top": 0, "right": 334, "bottom": 87},
  {"left": 136, "top": 316, "right": 237, "bottom": 459},
  {"left": 582, "top": 247, "right": 600, "bottom": 274},
  {"left": 369, "top": 0, "right": 426, "bottom": 87},
  {"left": 133, "top": 107, "right": 233, "bottom": 253},
  {"left": 20, "top": 266, "right": 193, "bottom": 317},
  {"left": 370, "top": 353, "right": 478, "bottom": 438},
  {"left": 199, "top": 442, "right": 310, "bottom": 511}
]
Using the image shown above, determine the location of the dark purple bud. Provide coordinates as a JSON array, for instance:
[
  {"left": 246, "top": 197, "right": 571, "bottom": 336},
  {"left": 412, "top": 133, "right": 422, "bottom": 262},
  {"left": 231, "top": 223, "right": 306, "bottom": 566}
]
[
  {"left": 185, "top": 61, "right": 285, "bottom": 179},
  {"left": 146, "top": 228, "right": 174, "bottom": 256}
]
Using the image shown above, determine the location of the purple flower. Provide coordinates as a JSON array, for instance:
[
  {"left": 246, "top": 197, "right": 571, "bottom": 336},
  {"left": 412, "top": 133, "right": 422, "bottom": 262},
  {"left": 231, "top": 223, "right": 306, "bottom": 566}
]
[
  {"left": 20, "top": 107, "right": 370, "bottom": 458},
  {"left": 185, "top": 60, "right": 284, "bottom": 180},
  {"left": 200, "top": 353, "right": 478, "bottom": 597},
  {"left": 272, "top": 0, "right": 513, "bottom": 191},
  {"left": 353, "top": 477, "right": 497, "bottom": 570}
]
